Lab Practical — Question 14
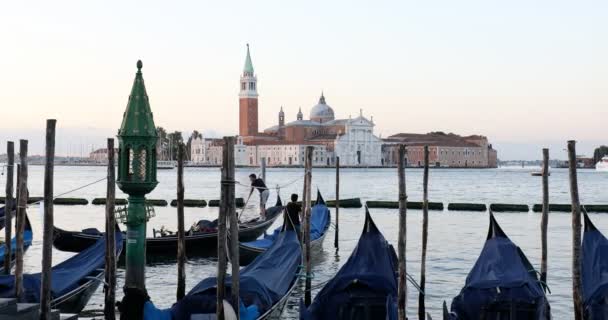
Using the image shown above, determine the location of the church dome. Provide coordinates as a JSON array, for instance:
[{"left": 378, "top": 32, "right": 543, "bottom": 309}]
[{"left": 310, "top": 93, "right": 335, "bottom": 123}]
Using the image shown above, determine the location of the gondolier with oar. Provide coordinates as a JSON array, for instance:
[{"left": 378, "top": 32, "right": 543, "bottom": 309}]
[
  {"left": 249, "top": 173, "right": 269, "bottom": 220},
  {"left": 285, "top": 193, "right": 302, "bottom": 238}
]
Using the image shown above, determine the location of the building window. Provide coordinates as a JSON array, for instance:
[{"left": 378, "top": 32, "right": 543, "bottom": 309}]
[{"left": 241, "top": 82, "right": 246, "bottom": 90}]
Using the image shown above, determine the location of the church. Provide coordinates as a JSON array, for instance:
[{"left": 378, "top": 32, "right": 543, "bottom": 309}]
[{"left": 236, "top": 45, "right": 383, "bottom": 166}]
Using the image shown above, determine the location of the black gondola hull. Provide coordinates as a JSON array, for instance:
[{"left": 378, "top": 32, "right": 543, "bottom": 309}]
[{"left": 53, "top": 207, "right": 281, "bottom": 259}]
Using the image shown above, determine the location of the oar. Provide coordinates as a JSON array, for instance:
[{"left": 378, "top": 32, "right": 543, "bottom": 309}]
[{"left": 237, "top": 193, "right": 253, "bottom": 222}]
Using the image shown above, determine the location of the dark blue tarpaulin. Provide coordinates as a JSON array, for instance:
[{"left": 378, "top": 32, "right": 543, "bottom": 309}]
[
  {"left": 447, "top": 213, "right": 550, "bottom": 319},
  {"left": 144, "top": 229, "right": 301, "bottom": 320},
  {"left": 301, "top": 209, "right": 398, "bottom": 320},
  {"left": 243, "top": 194, "right": 330, "bottom": 250},
  {"left": 582, "top": 211, "right": 608, "bottom": 318},
  {"left": 0, "top": 230, "right": 122, "bottom": 302}
]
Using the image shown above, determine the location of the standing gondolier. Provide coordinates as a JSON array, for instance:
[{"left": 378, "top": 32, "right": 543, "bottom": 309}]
[
  {"left": 249, "top": 173, "right": 269, "bottom": 220},
  {"left": 285, "top": 194, "right": 302, "bottom": 238}
]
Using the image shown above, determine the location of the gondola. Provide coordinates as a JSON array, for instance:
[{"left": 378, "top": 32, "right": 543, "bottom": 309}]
[
  {"left": 52, "top": 197, "right": 283, "bottom": 258},
  {"left": 0, "top": 201, "right": 15, "bottom": 231},
  {"left": 236, "top": 190, "right": 330, "bottom": 266},
  {"left": 582, "top": 208, "right": 608, "bottom": 318},
  {"left": 0, "top": 211, "right": 33, "bottom": 274},
  {"left": 443, "top": 212, "right": 551, "bottom": 319},
  {"left": 140, "top": 226, "right": 302, "bottom": 319},
  {"left": 0, "top": 228, "right": 123, "bottom": 313},
  {"left": 300, "top": 208, "right": 399, "bottom": 320}
]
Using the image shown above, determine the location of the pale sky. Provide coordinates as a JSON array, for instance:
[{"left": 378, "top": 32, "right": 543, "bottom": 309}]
[{"left": 0, "top": 0, "right": 605, "bottom": 159}]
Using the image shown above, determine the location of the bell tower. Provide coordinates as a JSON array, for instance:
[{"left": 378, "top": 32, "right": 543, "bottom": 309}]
[{"left": 239, "top": 44, "right": 258, "bottom": 136}]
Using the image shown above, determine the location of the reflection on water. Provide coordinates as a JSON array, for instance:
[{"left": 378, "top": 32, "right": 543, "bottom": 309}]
[{"left": 4, "top": 166, "right": 607, "bottom": 318}]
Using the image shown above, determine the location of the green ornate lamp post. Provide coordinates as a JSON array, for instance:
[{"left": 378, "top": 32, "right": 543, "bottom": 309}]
[{"left": 116, "top": 60, "right": 158, "bottom": 303}]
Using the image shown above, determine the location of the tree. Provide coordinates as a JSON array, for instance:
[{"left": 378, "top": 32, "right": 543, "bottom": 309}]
[
  {"left": 156, "top": 127, "right": 169, "bottom": 160},
  {"left": 186, "top": 130, "right": 203, "bottom": 160},
  {"left": 167, "top": 131, "right": 184, "bottom": 160},
  {"left": 593, "top": 145, "right": 608, "bottom": 163}
]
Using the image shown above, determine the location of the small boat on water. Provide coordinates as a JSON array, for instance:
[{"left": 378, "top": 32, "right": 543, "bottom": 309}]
[
  {"left": 140, "top": 225, "right": 301, "bottom": 319},
  {"left": 582, "top": 208, "right": 608, "bottom": 318},
  {"left": 596, "top": 156, "right": 608, "bottom": 172},
  {"left": 0, "top": 211, "right": 33, "bottom": 274},
  {"left": 0, "top": 229, "right": 123, "bottom": 313},
  {"left": 531, "top": 171, "right": 550, "bottom": 177},
  {"left": 443, "top": 212, "right": 551, "bottom": 319},
  {"left": 235, "top": 190, "right": 330, "bottom": 266},
  {"left": 157, "top": 160, "right": 176, "bottom": 169},
  {"left": 300, "top": 208, "right": 399, "bottom": 320},
  {"left": 52, "top": 197, "right": 283, "bottom": 259}
]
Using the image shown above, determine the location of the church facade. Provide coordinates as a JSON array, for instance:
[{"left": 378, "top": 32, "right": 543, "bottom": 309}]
[{"left": 237, "top": 46, "right": 382, "bottom": 166}]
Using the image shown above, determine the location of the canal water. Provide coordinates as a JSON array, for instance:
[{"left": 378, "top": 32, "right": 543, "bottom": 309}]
[{"left": 4, "top": 166, "right": 607, "bottom": 318}]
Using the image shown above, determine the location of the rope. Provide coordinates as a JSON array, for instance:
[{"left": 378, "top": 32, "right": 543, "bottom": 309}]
[
  {"left": 26, "top": 176, "right": 108, "bottom": 206},
  {"left": 234, "top": 171, "right": 309, "bottom": 191}
]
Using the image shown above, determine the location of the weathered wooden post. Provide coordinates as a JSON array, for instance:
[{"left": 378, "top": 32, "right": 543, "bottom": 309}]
[
  {"left": 397, "top": 144, "right": 407, "bottom": 320},
  {"left": 15, "top": 140, "right": 28, "bottom": 301},
  {"left": 303, "top": 146, "right": 313, "bottom": 306},
  {"left": 104, "top": 138, "right": 117, "bottom": 320},
  {"left": 40, "top": 119, "right": 56, "bottom": 319},
  {"left": 418, "top": 145, "right": 429, "bottom": 320},
  {"left": 567, "top": 140, "right": 583, "bottom": 320},
  {"left": 261, "top": 157, "right": 266, "bottom": 182},
  {"left": 217, "top": 137, "right": 236, "bottom": 320},
  {"left": 334, "top": 156, "right": 340, "bottom": 249},
  {"left": 226, "top": 137, "right": 240, "bottom": 319},
  {"left": 540, "top": 148, "right": 549, "bottom": 290},
  {"left": 3, "top": 141, "right": 14, "bottom": 274},
  {"left": 177, "top": 143, "right": 186, "bottom": 301}
]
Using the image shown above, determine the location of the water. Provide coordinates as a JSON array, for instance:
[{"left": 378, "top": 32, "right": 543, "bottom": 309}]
[{"left": 3, "top": 166, "right": 607, "bottom": 319}]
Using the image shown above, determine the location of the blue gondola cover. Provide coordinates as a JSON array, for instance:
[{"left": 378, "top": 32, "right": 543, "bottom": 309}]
[
  {"left": 145, "top": 229, "right": 301, "bottom": 320},
  {"left": 446, "top": 213, "right": 550, "bottom": 319},
  {"left": 301, "top": 209, "right": 398, "bottom": 320},
  {"left": 582, "top": 212, "right": 608, "bottom": 318},
  {"left": 0, "top": 230, "right": 122, "bottom": 302},
  {"left": 243, "top": 196, "right": 329, "bottom": 250}
]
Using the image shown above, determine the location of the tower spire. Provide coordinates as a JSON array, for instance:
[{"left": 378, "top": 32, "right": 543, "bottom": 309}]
[{"left": 243, "top": 43, "right": 254, "bottom": 75}]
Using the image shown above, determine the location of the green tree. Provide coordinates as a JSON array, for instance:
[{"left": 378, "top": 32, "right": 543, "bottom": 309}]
[
  {"left": 156, "top": 126, "right": 169, "bottom": 160},
  {"left": 593, "top": 145, "right": 608, "bottom": 163},
  {"left": 167, "top": 131, "right": 184, "bottom": 160}
]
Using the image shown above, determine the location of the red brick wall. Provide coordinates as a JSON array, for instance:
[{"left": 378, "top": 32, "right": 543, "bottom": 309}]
[{"left": 239, "top": 98, "right": 258, "bottom": 136}]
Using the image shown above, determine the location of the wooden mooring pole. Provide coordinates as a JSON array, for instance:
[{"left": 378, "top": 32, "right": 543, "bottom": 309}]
[
  {"left": 177, "top": 143, "right": 186, "bottom": 301},
  {"left": 303, "top": 146, "right": 313, "bottom": 306},
  {"left": 397, "top": 144, "right": 407, "bottom": 320},
  {"left": 418, "top": 145, "right": 429, "bottom": 320},
  {"left": 40, "top": 119, "right": 56, "bottom": 319},
  {"left": 334, "top": 156, "right": 340, "bottom": 250},
  {"left": 261, "top": 157, "right": 266, "bottom": 182},
  {"left": 217, "top": 136, "right": 235, "bottom": 320},
  {"left": 567, "top": 140, "right": 583, "bottom": 320},
  {"left": 225, "top": 137, "right": 240, "bottom": 319},
  {"left": 540, "top": 148, "right": 549, "bottom": 290},
  {"left": 3, "top": 141, "right": 14, "bottom": 274},
  {"left": 15, "top": 140, "right": 28, "bottom": 301},
  {"left": 104, "top": 138, "right": 117, "bottom": 320}
]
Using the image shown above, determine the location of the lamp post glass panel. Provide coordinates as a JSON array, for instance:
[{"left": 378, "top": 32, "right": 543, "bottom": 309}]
[{"left": 116, "top": 60, "right": 158, "bottom": 292}]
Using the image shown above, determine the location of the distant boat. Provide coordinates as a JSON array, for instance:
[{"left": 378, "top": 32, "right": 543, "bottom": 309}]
[
  {"left": 531, "top": 171, "right": 550, "bottom": 176},
  {"left": 157, "top": 160, "right": 176, "bottom": 169},
  {"left": 596, "top": 156, "right": 608, "bottom": 172}
]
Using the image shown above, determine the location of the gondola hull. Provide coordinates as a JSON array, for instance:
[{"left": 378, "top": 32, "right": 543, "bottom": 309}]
[
  {"left": 51, "top": 269, "right": 104, "bottom": 313},
  {"left": 237, "top": 230, "right": 327, "bottom": 266},
  {"left": 53, "top": 206, "right": 281, "bottom": 259}
]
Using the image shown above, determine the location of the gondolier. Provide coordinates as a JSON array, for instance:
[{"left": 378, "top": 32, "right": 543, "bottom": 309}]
[
  {"left": 285, "top": 194, "right": 302, "bottom": 236},
  {"left": 249, "top": 173, "right": 269, "bottom": 220}
]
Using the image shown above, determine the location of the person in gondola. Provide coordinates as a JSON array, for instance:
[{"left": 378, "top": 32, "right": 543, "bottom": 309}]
[
  {"left": 285, "top": 193, "right": 302, "bottom": 238},
  {"left": 249, "top": 173, "right": 269, "bottom": 220}
]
